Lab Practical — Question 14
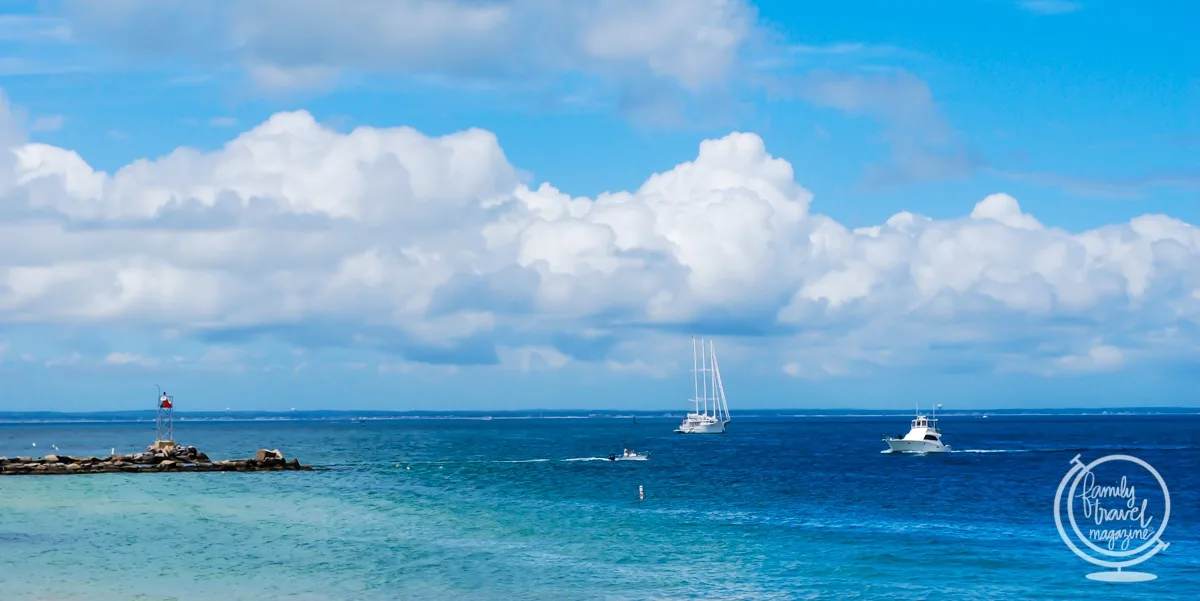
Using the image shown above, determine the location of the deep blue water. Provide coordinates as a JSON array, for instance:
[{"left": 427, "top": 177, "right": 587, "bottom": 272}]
[{"left": 1, "top": 414, "right": 1197, "bottom": 600}]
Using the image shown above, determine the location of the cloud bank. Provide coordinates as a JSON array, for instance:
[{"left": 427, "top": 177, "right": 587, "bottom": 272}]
[
  {"left": 58, "top": 0, "right": 758, "bottom": 92},
  {"left": 2, "top": 93, "right": 1199, "bottom": 378}
]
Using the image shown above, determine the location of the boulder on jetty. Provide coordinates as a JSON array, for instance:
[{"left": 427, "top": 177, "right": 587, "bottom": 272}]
[{"left": 0, "top": 444, "right": 314, "bottom": 476}]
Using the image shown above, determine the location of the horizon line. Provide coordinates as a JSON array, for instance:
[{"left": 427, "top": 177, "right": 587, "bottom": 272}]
[{"left": 2, "top": 406, "right": 1199, "bottom": 416}]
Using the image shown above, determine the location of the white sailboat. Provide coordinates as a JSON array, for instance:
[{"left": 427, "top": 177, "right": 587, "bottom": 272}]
[{"left": 674, "top": 337, "right": 731, "bottom": 434}]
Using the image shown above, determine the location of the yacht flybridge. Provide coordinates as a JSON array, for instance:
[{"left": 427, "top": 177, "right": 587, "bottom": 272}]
[
  {"left": 883, "top": 404, "right": 950, "bottom": 453},
  {"left": 674, "top": 337, "right": 731, "bottom": 434}
]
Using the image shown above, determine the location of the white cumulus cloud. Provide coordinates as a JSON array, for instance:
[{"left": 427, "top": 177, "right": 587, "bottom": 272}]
[{"left": 1, "top": 93, "right": 1199, "bottom": 376}]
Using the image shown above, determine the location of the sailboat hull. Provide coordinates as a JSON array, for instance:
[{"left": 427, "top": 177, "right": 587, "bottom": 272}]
[{"left": 674, "top": 419, "right": 728, "bottom": 434}]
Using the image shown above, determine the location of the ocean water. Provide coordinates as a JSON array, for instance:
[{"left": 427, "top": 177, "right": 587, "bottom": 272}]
[{"left": 1, "top": 413, "right": 1197, "bottom": 600}]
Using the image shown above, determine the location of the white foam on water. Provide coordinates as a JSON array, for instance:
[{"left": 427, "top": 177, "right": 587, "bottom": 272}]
[{"left": 402, "top": 457, "right": 642, "bottom": 465}]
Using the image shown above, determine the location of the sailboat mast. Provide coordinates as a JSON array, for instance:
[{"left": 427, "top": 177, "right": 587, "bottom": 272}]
[
  {"left": 711, "top": 342, "right": 729, "bottom": 421},
  {"left": 692, "top": 336, "right": 699, "bottom": 415},
  {"left": 700, "top": 338, "right": 709, "bottom": 417},
  {"left": 708, "top": 340, "right": 717, "bottom": 418},
  {"left": 691, "top": 335, "right": 700, "bottom": 415}
]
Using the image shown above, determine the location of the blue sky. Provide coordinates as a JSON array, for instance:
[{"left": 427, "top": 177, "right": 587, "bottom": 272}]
[{"left": 0, "top": 0, "right": 1197, "bottom": 411}]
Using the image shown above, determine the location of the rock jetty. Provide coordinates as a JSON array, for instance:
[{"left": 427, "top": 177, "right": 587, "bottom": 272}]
[{"left": 0, "top": 444, "right": 313, "bottom": 475}]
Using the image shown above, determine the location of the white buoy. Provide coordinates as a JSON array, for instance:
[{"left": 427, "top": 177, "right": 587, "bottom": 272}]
[
  {"left": 639, "top": 485, "right": 644, "bottom": 501},
  {"left": 31, "top": 442, "right": 36, "bottom": 447}
]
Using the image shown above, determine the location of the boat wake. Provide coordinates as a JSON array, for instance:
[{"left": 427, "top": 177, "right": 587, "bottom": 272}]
[
  {"left": 882, "top": 448, "right": 1034, "bottom": 455},
  {"left": 563, "top": 456, "right": 648, "bottom": 462},
  {"left": 401, "top": 456, "right": 647, "bottom": 466},
  {"left": 950, "top": 444, "right": 1200, "bottom": 454}
]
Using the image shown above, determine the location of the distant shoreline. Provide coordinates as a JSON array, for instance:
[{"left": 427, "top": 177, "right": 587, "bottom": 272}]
[{"left": 1, "top": 407, "right": 1198, "bottom": 424}]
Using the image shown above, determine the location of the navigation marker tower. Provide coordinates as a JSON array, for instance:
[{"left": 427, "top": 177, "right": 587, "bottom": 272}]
[{"left": 153, "top": 385, "right": 175, "bottom": 451}]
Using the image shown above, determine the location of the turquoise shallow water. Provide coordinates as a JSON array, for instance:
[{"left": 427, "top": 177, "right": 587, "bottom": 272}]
[{"left": 1, "top": 415, "right": 1198, "bottom": 600}]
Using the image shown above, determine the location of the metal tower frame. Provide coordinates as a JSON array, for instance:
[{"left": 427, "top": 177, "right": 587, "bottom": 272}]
[{"left": 155, "top": 385, "right": 174, "bottom": 444}]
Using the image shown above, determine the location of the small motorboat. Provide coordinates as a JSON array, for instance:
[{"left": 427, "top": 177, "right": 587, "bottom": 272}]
[{"left": 608, "top": 448, "right": 649, "bottom": 461}]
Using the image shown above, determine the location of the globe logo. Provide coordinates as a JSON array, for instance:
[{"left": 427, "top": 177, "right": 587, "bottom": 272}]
[{"left": 1053, "top": 453, "right": 1171, "bottom": 582}]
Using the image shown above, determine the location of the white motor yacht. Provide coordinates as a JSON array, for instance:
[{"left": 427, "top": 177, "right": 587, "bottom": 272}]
[{"left": 883, "top": 405, "right": 950, "bottom": 453}]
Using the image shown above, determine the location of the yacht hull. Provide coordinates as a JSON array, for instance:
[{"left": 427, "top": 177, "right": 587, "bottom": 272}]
[
  {"left": 675, "top": 420, "right": 728, "bottom": 434},
  {"left": 883, "top": 438, "right": 949, "bottom": 453}
]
